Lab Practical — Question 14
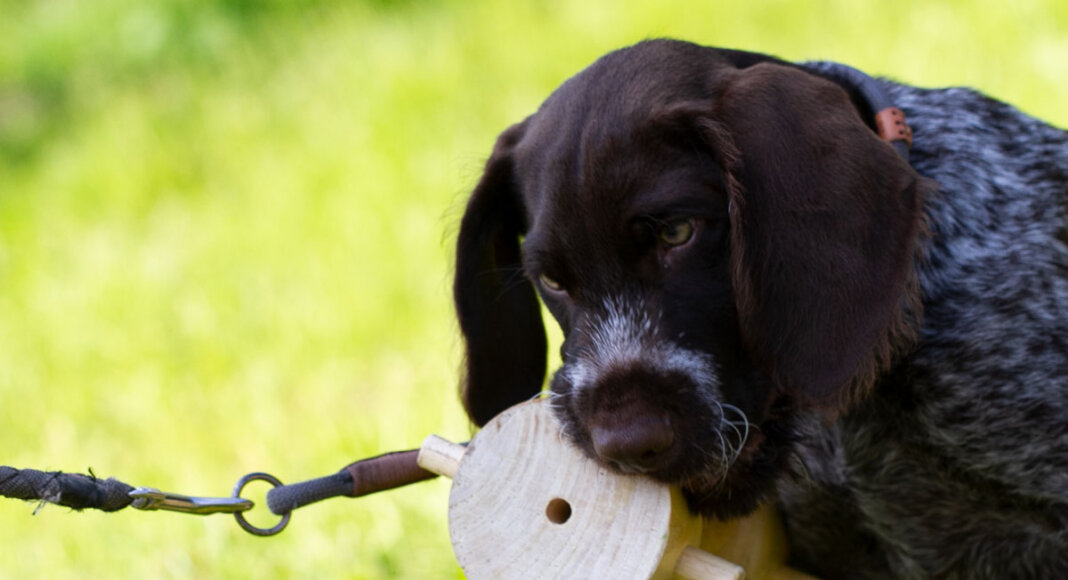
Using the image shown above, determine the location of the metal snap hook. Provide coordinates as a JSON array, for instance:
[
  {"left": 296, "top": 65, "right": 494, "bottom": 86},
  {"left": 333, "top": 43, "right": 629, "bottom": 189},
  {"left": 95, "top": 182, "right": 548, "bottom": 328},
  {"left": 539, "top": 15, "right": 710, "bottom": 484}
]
[{"left": 129, "top": 487, "right": 253, "bottom": 515}]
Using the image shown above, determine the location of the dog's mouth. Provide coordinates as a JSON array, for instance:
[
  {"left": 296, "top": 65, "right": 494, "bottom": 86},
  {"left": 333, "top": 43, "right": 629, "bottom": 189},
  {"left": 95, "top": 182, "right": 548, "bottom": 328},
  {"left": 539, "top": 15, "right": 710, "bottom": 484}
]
[
  {"left": 550, "top": 380, "right": 760, "bottom": 487},
  {"left": 543, "top": 293, "right": 789, "bottom": 516},
  {"left": 548, "top": 357, "right": 793, "bottom": 519}
]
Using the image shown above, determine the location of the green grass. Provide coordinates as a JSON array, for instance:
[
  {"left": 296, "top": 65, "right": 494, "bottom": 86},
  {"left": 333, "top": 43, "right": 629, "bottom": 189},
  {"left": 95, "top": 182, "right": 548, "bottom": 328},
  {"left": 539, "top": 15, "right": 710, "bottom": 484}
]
[{"left": 1, "top": 1, "right": 1065, "bottom": 578}]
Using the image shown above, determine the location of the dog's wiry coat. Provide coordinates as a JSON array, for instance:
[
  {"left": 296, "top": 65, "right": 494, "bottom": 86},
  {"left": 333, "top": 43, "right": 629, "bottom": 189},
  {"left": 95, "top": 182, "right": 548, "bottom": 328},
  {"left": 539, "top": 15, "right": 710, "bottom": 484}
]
[
  {"left": 453, "top": 39, "right": 1068, "bottom": 578},
  {"left": 781, "top": 83, "right": 1068, "bottom": 579}
]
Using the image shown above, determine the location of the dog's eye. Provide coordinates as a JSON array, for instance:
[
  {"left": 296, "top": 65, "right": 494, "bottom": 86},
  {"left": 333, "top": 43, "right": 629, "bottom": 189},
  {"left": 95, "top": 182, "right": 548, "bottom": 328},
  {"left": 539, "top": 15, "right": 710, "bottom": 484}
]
[
  {"left": 539, "top": 273, "right": 564, "bottom": 292},
  {"left": 658, "top": 219, "right": 695, "bottom": 246}
]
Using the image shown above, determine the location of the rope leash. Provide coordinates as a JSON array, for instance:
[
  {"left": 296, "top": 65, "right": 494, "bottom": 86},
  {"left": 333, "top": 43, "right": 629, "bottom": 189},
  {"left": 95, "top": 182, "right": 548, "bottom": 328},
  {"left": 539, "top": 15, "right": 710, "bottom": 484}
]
[
  {"left": 0, "top": 467, "right": 133, "bottom": 512},
  {"left": 0, "top": 449, "right": 440, "bottom": 536}
]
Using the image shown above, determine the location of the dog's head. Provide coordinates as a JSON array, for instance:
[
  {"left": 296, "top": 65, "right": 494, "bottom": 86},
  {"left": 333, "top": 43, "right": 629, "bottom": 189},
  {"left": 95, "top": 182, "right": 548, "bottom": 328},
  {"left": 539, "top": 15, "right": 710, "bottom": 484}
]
[{"left": 454, "top": 39, "right": 926, "bottom": 517}]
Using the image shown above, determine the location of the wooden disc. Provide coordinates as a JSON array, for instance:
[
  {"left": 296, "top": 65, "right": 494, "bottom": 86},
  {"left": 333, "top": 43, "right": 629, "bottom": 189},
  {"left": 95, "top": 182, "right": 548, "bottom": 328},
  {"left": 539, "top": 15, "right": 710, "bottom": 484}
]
[{"left": 447, "top": 400, "right": 702, "bottom": 579}]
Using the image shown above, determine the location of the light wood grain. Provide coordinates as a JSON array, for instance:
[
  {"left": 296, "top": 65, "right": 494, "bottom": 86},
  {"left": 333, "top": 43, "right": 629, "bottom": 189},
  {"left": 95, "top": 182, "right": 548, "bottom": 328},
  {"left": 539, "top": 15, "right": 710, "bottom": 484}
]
[
  {"left": 418, "top": 399, "right": 819, "bottom": 580},
  {"left": 417, "top": 434, "right": 466, "bottom": 478}
]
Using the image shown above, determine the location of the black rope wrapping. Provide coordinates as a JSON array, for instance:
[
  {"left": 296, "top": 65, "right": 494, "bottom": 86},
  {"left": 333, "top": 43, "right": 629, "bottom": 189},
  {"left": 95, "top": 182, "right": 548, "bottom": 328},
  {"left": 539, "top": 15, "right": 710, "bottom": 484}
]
[{"left": 0, "top": 467, "right": 133, "bottom": 512}]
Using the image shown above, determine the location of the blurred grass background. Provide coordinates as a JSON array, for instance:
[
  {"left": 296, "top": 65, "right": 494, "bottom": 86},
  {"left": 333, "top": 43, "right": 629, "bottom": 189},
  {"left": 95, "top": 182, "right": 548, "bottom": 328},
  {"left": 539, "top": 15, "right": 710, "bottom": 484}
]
[{"left": 0, "top": 0, "right": 1064, "bottom": 578}]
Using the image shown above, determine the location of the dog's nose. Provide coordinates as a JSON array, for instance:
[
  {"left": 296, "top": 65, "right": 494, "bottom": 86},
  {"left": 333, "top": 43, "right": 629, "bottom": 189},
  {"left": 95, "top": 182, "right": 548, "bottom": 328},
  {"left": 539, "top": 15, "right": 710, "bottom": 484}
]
[{"left": 590, "top": 413, "right": 674, "bottom": 473}]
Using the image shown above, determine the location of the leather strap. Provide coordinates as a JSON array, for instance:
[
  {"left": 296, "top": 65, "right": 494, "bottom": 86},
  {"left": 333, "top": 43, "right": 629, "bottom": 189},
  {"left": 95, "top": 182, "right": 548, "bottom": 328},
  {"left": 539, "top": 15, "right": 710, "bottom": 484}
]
[
  {"left": 800, "top": 61, "right": 913, "bottom": 161},
  {"left": 875, "top": 107, "right": 913, "bottom": 148}
]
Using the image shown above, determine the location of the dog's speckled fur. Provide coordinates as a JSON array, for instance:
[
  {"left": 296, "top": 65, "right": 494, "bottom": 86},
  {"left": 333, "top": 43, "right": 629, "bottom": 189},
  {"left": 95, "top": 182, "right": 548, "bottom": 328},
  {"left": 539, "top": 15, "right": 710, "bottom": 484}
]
[
  {"left": 453, "top": 39, "right": 1068, "bottom": 578},
  {"left": 780, "top": 83, "right": 1068, "bottom": 579}
]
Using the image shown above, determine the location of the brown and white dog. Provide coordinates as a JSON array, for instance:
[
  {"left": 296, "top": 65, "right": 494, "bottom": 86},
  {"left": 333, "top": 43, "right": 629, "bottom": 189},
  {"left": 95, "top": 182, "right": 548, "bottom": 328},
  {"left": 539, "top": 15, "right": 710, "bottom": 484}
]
[{"left": 453, "top": 39, "right": 1068, "bottom": 578}]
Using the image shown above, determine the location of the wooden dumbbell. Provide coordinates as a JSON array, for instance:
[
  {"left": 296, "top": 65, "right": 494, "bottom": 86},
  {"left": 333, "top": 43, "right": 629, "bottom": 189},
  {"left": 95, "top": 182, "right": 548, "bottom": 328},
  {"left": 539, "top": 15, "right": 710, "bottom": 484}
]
[{"left": 418, "top": 399, "right": 818, "bottom": 580}]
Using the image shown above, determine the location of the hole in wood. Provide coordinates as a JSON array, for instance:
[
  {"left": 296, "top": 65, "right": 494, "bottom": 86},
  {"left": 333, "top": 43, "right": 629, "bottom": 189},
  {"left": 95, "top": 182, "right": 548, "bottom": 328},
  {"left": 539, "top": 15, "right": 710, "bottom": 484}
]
[{"left": 545, "top": 498, "right": 572, "bottom": 524}]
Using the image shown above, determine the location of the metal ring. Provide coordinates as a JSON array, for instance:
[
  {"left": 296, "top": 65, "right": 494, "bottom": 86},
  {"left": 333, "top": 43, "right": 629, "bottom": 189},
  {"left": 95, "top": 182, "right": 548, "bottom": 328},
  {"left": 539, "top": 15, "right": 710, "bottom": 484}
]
[{"left": 232, "top": 472, "right": 291, "bottom": 536}]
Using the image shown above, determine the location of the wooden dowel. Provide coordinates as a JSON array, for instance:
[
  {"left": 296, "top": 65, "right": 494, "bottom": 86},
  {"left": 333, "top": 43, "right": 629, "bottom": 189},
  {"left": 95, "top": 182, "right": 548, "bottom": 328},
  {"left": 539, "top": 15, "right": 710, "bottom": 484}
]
[
  {"left": 417, "top": 434, "right": 465, "bottom": 478},
  {"left": 675, "top": 546, "right": 746, "bottom": 580}
]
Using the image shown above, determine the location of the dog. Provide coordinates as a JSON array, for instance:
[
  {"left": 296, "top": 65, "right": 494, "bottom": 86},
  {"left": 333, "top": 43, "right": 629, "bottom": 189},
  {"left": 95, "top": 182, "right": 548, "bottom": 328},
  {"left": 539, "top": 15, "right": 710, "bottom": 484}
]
[{"left": 452, "top": 39, "right": 1068, "bottom": 578}]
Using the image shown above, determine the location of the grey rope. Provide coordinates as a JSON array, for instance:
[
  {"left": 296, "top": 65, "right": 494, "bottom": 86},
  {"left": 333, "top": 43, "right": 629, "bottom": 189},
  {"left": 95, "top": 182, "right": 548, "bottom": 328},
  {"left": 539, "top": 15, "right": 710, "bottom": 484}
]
[{"left": 266, "top": 449, "right": 438, "bottom": 515}]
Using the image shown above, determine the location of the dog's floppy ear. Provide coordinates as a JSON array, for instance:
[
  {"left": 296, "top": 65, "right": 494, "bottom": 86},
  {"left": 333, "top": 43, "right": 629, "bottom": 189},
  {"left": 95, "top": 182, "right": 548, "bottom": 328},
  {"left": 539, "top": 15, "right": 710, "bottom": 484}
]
[
  {"left": 709, "top": 63, "right": 926, "bottom": 409},
  {"left": 454, "top": 121, "right": 547, "bottom": 426}
]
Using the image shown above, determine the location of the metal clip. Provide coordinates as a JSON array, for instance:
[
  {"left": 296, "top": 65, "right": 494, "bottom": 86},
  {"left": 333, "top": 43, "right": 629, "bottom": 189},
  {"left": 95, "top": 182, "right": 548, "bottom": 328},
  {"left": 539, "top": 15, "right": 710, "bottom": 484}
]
[
  {"left": 128, "top": 487, "right": 253, "bottom": 515},
  {"left": 127, "top": 472, "right": 290, "bottom": 536}
]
